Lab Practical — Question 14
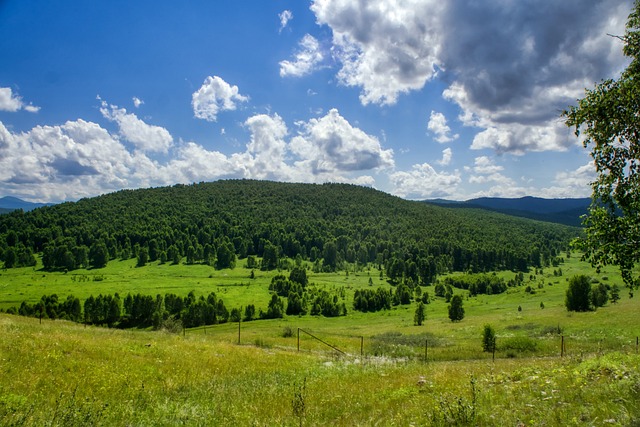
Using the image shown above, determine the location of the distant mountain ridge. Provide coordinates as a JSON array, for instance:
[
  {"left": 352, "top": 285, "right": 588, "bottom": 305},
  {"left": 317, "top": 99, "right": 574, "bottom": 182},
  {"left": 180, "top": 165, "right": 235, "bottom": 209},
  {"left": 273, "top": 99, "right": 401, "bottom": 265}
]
[
  {"left": 424, "top": 196, "right": 590, "bottom": 227},
  {"left": 0, "top": 196, "right": 55, "bottom": 213}
]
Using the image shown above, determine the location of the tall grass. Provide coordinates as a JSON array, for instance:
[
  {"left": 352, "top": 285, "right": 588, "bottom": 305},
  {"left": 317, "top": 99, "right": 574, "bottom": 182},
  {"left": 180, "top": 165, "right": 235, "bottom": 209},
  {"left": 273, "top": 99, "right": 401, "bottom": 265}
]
[{"left": 1, "top": 314, "right": 639, "bottom": 426}]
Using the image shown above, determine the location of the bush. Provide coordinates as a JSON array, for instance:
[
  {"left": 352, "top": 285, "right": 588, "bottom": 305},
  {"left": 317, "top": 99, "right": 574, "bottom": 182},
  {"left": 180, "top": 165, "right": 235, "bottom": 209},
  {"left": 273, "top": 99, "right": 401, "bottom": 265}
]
[
  {"left": 499, "top": 336, "right": 538, "bottom": 353},
  {"left": 565, "top": 275, "right": 593, "bottom": 312}
]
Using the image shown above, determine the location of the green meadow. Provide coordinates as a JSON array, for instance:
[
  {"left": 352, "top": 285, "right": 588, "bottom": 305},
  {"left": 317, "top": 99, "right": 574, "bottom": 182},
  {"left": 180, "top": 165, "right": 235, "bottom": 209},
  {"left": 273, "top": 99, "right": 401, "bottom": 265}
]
[{"left": 1, "top": 253, "right": 640, "bottom": 425}]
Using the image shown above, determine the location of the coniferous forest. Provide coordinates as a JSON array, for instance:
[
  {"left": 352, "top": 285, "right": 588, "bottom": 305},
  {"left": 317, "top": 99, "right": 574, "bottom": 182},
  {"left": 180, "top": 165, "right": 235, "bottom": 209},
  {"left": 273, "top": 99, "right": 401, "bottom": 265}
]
[{"left": 0, "top": 180, "right": 577, "bottom": 282}]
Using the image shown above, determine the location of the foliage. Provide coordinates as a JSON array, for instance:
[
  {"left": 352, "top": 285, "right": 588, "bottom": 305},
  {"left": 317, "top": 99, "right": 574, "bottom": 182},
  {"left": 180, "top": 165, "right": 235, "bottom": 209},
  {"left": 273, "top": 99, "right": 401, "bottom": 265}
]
[
  {"left": 482, "top": 324, "right": 496, "bottom": 353},
  {"left": 448, "top": 294, "right": 465, "bottom": 322},
  {"left": 591, "top": 282, "right": 610, "bottom": 308},
  {"left": 563, "top": 2, "right": 640, "bottom": 290},
  {"left": 442, "top": 273, "right": 507, "bottom": 296},
  {"left": 414, "top": 301, "right": 426, "bottom": 326},
  {"left": 565, "top": 274, "right": 594, "bottom": 312},
  {"left": 0, "top": 181, "right": 577, "bottom": 282}
]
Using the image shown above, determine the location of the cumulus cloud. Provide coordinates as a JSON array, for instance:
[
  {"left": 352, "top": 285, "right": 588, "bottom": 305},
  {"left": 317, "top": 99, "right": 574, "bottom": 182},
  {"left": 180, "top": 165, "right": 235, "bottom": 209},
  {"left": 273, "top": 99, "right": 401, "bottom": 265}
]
[
  {"left": 192, "top": 75, "right": 249, "bottom": 122},
  {"left": 309, "top": 0, "right": 629, "bottom": 153},
  {"left": 0, "top": 106, "right": 397, "bottom": 201},
  {"left": 132, "top": 97, "right": 144, "bottom": 108},
  {"left": 437, "top": 147, "right": 452, "bottom": 166},
  {"left": 428, "top": 111, "right": 458, "bottom": 143},
  {"left": 0, "top": 87, "right": 40, "bottom": 113},
  {"left": 279, "top": 10, "right": 293, "bottom": 32},
  {"left": 390, "top": 162, "right": 461, "bottom": 199},
  {"left": 465, "top": 156, "right": 513, "bottom": 186},
  {"left": 279, "top": 34, "right": 324, "bottom": 77},
  {"left": 311, "top": 0, "right": 443, "bottom": 105},
  {"left": 290, "top": 108, "right": 394, "bottom": 175},
  {"left": 100, "top": 102, "right": 173, "bottom": 153}
]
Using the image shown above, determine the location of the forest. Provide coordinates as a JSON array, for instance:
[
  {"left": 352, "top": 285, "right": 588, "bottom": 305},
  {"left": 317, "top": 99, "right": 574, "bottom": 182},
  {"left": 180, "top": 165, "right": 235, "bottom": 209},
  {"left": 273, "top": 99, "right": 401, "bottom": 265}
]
[{"left": 0, "top": 180, "right": 577, "bottom": 283}]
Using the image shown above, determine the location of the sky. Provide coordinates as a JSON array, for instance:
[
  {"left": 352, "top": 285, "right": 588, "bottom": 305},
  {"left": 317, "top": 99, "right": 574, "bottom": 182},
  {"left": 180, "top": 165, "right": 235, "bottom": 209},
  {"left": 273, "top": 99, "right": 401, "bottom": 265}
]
[{"left": 0, "top": 0, "right": 633, "bottom": 203}]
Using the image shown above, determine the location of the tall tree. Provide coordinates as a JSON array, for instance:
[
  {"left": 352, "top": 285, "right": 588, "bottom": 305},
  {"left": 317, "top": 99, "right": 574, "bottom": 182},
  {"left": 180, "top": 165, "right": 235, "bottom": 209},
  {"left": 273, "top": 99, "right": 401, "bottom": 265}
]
[
  {"left": 448, "top": 294, "right": 465, "bottom": 322},
  {"left": 563, "top": 1, "right": 640, "bottom": 290}
]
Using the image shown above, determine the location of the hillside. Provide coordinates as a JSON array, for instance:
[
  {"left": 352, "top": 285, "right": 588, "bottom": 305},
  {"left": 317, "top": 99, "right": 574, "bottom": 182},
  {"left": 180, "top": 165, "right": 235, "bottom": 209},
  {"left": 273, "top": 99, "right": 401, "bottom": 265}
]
[
  {"left": 425, "top": 196, "right": 590, "bottom": 226},
  {"left": 0, "top": 180, "right": 578, "bottom": 276}
]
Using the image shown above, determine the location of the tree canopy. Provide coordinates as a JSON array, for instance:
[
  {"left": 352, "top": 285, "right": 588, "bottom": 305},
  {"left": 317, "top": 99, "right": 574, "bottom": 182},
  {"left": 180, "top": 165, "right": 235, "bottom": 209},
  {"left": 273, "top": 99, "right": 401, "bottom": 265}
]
[
  {"left": 0, "top": 180, "right": 576, "bottom": 279},
  {"left": 563, "top": 1, "right": 640, "bottom": 289}
]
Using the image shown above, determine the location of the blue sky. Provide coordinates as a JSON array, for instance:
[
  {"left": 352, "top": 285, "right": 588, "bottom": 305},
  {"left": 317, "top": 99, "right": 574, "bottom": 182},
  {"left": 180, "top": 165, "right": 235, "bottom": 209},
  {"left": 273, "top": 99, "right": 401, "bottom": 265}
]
[{"left": 0, "top": 0, "right": 633, "bottom": 202}]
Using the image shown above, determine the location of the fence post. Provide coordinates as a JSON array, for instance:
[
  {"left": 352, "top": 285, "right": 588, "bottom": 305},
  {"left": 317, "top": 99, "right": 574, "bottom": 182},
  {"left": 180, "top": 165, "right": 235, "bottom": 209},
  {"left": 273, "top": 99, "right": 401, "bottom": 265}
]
[
  {"left": 360, "top": 336, "right": 364, "bottom": 358},
  {"left": 561, "top": 335, "right": 564, "bottom": 357},
  {"left": 238, "top": 320, "right": 241, "bottom": 345},
  {"left": 636, "top": 336, "right": 638, "bottom": 354},
  {"left": 425, "top": 339, "right": 428, "bottom": 363},
  {"left": 297, "top": 328, "right": 300, "bottom": 352}
]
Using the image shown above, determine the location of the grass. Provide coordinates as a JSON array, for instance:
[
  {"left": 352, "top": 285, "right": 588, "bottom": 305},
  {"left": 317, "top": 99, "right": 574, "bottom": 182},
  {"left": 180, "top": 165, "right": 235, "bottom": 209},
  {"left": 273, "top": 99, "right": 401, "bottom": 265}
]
[
  {"left": 1, "top": 253, "right": 640, "bottom": 424},
  {"left": 1, "top": 314, "right": 639, "bottom": 426}
]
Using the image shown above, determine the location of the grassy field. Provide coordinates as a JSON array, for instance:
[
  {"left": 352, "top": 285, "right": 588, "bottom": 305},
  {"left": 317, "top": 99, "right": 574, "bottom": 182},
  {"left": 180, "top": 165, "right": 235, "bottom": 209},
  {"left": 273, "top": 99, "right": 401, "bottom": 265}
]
[
  {"left": 1, "top": 254, "right": 640, "bottom": 425},
  {"left": 1, "top": 314, "right": 639, "bottom": 426}
]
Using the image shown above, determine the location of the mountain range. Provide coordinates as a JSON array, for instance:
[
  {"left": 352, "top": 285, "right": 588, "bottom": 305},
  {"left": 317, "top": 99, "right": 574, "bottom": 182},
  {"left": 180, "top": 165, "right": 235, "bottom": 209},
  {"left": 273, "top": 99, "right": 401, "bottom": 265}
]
[
  {"left": 424, "top": 196, "right": 591, "bottom": 227},
  {"left": 0, "top": 196, "right": 55, "bottom": 214}
]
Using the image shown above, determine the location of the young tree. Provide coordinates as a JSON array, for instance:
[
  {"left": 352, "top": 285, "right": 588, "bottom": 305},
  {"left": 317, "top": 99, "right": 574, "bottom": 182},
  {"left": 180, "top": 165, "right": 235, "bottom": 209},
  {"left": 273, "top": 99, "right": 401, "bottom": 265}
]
[
  {"left": 563, "top": 2, "right": 640, "bottom": 290},
  {"left": 448, "top": 294, "right": 465, "bottom": 322},
  {"left": 482, "top": 324, "right": 496, "bottom": 353},
  {"left": 611, "top": 284, "right": 621, "bottom": 304},
  {"left": 414, "top": 301, "right": 426, "bottom": 326},
  {"left": 565, "top": 275, "right": 593, "bottom": 312}
]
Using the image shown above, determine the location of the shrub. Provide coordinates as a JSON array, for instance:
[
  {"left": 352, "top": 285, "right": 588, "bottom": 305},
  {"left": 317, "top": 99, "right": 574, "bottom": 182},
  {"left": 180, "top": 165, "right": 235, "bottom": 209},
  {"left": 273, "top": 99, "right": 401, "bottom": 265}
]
[{"left": 565, "top": 275, "right": 593, "bottom": 312}]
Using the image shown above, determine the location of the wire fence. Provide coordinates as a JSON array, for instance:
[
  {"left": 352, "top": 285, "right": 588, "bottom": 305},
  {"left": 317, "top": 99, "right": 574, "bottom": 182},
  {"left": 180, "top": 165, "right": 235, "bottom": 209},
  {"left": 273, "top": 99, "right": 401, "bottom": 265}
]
[{"left": 184, "top": 321, "right": 640, "bottom": 363}]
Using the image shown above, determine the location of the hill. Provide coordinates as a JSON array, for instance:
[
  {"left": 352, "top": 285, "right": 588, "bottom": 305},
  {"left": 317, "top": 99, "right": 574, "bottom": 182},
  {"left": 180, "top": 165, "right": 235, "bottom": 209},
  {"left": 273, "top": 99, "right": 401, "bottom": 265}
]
[
  {"left": 0, "top": 196, "right": 55, "bottom": 213},
  {"left": 0, "top": 180, "right": 578, "bottom": 275},
  {"left": 425, "top": 196, "right": 590, "bottom": 226}
]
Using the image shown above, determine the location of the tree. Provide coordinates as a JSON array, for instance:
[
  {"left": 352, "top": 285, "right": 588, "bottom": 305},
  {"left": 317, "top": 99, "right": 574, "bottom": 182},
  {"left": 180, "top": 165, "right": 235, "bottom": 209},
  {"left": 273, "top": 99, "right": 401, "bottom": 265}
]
[
  {"left": 137, "top": 247, "right": 149, "bottom": 267},
  {"left": 448, "top": 294, "right": 465, "bottom": 322},
  {"left": 482, "top": 324, "right": 496, "bottom": 353},
  {"left": 591, "top": 282, "right": 610, "bottom": 308},
  {"left": 563, "top": 2, "right": 640, "bottom": 290},
  {"left": 565, "top": 275, "right": 593, "bottom": 312},
  {"left": 414, "top": 301, "right": 425, "bottom": 326},
  {"left": 611, "top": 284, "right": 621, "bottom": 304}
]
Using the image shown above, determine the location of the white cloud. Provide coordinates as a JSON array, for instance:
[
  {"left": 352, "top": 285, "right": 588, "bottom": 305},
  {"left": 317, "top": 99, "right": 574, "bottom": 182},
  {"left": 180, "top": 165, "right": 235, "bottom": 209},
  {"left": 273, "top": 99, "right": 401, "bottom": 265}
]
[
  {"left": 311, "top": 0, "right": 443, "bottom": 105},
  {"left": 427, "top": 111, "right": 458, "bottom": 143},
  {"left": 389, "top": 162, "right": 461, "bottom": 199},
  {"left": 100, "top": 102, "right": 173, "bottom": 153},
  {"left": 0, "top": 87, "right": 40, "bottom": 113},
  {"left": 192, "top": 75, "right": 249, "bottom": 122},
  {"left": 279, "top": 10, "right": 293, "bottom": 32},
  {"left": 132, "top": 97, "right": 144, "bottom": 108},
  {"left": 279, "top": 34, "right": 324, "bottom": 77},
  {"left": 239, "top": 113, "right": 294, "bottom": 180},
  {"left": 290, "top": 108, "right": 394, "bottom": 175},
  {"left": 437, "top": 147, "right": 452, "bottom": 166},
  {"left": 310, "top": 0, "right": 629, "bottom": 153}
]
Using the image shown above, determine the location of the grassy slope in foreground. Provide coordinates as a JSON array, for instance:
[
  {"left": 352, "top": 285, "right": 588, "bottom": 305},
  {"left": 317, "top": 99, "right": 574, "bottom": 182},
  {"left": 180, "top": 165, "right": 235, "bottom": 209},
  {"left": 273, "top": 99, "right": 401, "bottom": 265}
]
[{"left": 1, "top": 313, "right": 639, "bottom": 426}]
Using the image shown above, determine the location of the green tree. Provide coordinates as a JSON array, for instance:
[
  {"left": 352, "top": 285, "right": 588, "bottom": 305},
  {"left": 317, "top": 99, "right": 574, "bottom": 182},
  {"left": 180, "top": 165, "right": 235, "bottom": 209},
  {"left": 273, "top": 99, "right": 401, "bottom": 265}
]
[
  {"left": 611, "top": 284, "right": 621, "bottom": 304},
  {"left": 591, "top": 282, "right": 610, "bottom": 308},
  {"left": 482, "top": 324, "right": 496, "bottom": 353},
  {"left": 563, "top": 2, "right": 640, "bottom": 290},
  {"left": 414, "top": 301, "right": 425, "bottom": 326},
  {"left": 137, "top": 247, "right": 149, "bottom": 267},
  {"left": 448, "top": 294, "right": 465, "bottom": 322},
  {"left": 565, "top": 275, "right": 593, "bottom": 312}
]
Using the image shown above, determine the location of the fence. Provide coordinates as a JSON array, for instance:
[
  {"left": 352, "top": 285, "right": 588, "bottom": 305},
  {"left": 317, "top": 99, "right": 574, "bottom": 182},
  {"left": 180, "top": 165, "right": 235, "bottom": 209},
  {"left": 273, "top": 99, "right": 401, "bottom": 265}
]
[{"left": 184, "top": 321, "right": 640, "bottom": 363}]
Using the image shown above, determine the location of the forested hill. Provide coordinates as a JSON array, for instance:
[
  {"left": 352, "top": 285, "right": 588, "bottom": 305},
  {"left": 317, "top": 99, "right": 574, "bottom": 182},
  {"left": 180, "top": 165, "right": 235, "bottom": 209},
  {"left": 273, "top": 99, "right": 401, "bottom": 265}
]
[{"left": 0, "top": 180, "right": 578, "bottom": 280}]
